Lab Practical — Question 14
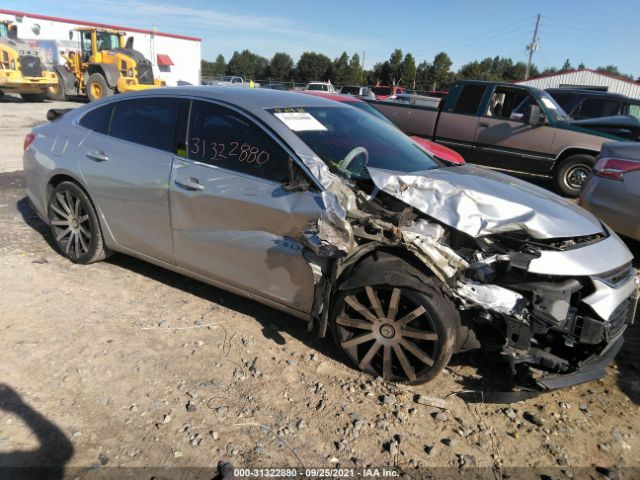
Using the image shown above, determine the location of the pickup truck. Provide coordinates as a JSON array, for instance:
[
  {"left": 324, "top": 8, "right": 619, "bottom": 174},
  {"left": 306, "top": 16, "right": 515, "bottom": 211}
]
[{"left": 368, "top": 80, "right": 627, "bottom": 196}]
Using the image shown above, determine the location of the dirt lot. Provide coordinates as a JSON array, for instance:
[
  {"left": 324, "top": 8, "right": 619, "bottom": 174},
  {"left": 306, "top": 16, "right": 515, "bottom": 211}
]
[{"left": 0, "top": 99, "right": 639, "bottom": 479}]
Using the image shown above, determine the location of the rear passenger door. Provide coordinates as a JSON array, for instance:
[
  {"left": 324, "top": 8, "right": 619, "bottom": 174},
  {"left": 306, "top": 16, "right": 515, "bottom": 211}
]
[
  {"left": 169, "top": 100, "right": 322, "bottom": 313},
  {"left": 78, "top": 96, "right": 188, "bottom": 264}
]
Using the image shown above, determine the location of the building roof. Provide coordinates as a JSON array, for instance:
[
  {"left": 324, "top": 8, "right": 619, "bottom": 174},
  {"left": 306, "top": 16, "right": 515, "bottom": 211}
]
[
  {"left": 0, "top": 8, "right": 201, "bottom": 42},
  {"left": 516, "top": 68, "right": 640, "bottom": 86}
]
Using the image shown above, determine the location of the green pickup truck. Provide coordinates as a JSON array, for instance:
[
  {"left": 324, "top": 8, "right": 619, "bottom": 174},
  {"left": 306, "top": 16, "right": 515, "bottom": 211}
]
[{"left": 369, "top": 80, "right": 627, "bottom": 196}]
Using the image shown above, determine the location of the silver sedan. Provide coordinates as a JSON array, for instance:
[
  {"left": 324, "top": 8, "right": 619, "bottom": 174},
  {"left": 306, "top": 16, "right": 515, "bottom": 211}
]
[{"left": 23, "top": 87, "right": 638, "bottom": 389}]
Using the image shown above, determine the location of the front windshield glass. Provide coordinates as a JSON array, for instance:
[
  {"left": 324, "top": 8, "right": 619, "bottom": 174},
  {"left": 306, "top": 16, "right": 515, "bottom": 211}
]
[
  {"left": 514, "top": 91, "right": 572, "bottom": 122},
  {"left": 371, "top": 86, "right": 392, "bottom": 96},
  {"left": 96, "top": 32, "right": 120, "bottom": 51},
  {"left": 0, "top": 24, "right": 8, "bottom": 38},
  {"left": 269, "top": 106, "right": 440, "bottom": 180},
  {"left": 349, "top": 101, "right": 394, "bottom": 124}
]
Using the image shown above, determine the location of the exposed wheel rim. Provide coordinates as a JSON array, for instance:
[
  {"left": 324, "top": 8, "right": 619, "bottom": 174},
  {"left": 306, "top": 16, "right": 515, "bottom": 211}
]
[
  {"left": 90, "top": 82, "right": 102, "bottom": 99},
  {"left": 335, "top": 286, "right": 440, "bottom": 383},
  {"left": 49, "top": 190, "right": 92, "bottom": 260},
  {"left": 564, "top": 164, "right": 590, "bottom": 191}
]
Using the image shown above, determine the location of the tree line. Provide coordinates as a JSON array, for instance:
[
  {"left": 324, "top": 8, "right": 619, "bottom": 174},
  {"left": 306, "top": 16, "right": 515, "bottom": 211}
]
[{"left": 201, "top": 49, "right": 636, "bottom": 90}]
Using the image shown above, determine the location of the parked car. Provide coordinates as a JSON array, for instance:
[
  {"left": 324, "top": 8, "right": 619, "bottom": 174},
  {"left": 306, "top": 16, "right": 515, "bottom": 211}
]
[
  {"left": 205, "top": 75, "right": 246, "bottom": 86},
  {"left": 369, "top": 80, "right": 631, "bottom": 197},
  {"left": 339, "top": 85, "right": 372, "bottom": 96},
  {"left": 370, "top": 85, "right": 406, "bottom": 100},
  {"left": 579, "top": 142, "right": 640, "bottom": 242},
  {"left": 546, "top": 88, "right": 640, "bottom": 121},
  {"left": 302, "top": 90, "right": 464, "bottom": 164},
  {"left": 305, "top": 82, "right": 336, "bottom": 93},
  {"left": 24, "top": 87, "right": 638, "bottom": 390}
]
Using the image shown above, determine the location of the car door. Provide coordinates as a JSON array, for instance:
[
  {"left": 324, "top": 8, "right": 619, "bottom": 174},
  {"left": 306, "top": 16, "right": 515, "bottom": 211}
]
[
  {"left": 472, "top": 86, "right": 556, "bottom": 175},
  {"left": 78, "top": 96, "right": 188, "bottom": 264},
  {"left": 169, "top": 100, "right": 322, "bottom": 313}
]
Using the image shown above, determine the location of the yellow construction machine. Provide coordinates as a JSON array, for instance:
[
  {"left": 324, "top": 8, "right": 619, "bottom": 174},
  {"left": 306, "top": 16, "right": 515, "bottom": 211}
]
[
  {"left": 50, "top": 27, "right": 165, "bottom": 102},
  {"left": 0, "top": 20, "right": 58, "bottom": 102}
]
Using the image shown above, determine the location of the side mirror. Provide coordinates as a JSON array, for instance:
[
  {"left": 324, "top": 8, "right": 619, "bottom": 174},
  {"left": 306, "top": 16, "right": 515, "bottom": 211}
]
[
  {"left": 125, "top": 37, "right": 134, "bottom": 49},
  {"left": 283, "top": 160, "right": 311, "bottom": 192},
  {"left": 524, "top": 104, "right": 546, "bottom": 126}
]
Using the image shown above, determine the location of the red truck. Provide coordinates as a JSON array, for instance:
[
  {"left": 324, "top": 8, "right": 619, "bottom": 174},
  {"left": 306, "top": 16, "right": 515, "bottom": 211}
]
[{"left": 370, "top": 85, "right": 406, "bottom": 100}]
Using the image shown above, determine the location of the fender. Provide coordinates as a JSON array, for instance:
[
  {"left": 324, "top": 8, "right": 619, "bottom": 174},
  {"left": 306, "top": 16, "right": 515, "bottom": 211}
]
[{"left": 87, "top": 63, "right": 120, "bottom": 88}]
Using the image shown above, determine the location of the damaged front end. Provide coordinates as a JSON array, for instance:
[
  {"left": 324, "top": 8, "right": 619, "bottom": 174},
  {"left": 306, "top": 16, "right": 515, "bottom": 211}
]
[{"left": 298, "top": 156, "right": 638, "bottom": 391}]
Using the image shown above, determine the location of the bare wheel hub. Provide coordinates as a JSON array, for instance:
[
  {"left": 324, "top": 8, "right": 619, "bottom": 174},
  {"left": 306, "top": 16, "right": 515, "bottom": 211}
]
[{"left": 379, "top": 323, "right": 396, "bottom": 339}]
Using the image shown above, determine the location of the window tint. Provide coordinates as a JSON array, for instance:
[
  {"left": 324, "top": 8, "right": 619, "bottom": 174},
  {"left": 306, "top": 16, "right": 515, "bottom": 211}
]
[
  {"left": 627, "top": 104, "right": 640, "bottom": 120},
  {"left": 549, "top": 93, "right": 573, "bottom": 110},
  {"left": 188, "top": 101, "right": 290, "bottom": 183},
  {"left": 453, "top": 85, "right": 486, "bottom": 115},
  {"left": 485, "top": 87, "right": 530, "bottom": 120},
  {"left": 109, "top": 97, "right": 186, "bottom": 152},
  {"left": 577, "top": 98, "right": 620, "bottom": 119},
  {"left": 79, "top": 104, "right": 113, "bottom": 135}
]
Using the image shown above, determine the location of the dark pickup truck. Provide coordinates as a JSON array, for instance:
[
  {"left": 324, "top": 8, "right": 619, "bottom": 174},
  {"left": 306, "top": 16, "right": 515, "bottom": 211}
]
[{"left": 369, "top": 80, "right": 627, "bottom": 196}]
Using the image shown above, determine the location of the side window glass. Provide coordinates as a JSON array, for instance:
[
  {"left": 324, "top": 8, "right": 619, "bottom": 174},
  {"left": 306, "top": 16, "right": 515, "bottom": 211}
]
[
  {"left": 188, "top": 101, "right": 290, "bottom": 183},
  {"left": 452, "top": 85, "right": 486, "bottom": 115},
  {"left": 79, "top": 104, "right": 113, "bottom": 135},
  {"left": 109, "top": 97, "right": 187, "bottom": 153},
  {"left": 628, "top": 104, "right": 640, "bottom": 120},
  {"left": 486, "top": 87, "right": 530, "bottom": 121},
  {"left": 579, "top": 99, "right": 620, "bottom": 118}
]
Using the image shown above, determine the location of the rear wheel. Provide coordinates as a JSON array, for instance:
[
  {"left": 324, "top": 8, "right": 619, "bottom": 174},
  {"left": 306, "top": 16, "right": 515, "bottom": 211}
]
[
  {"left": 331, "top": 278, "right": 459, "bottom": 384},
  {"left": 20, "top": 92, "right": 47, "bottom": 102},
  {"left": 86, "top": 73, "right": 113, "bottom": 102},
  {"left": 47, "top": 181, "right": 108, "bottom": 264},
  {"left": 554, "top": 154, "right": 595, "bottom": 197}
]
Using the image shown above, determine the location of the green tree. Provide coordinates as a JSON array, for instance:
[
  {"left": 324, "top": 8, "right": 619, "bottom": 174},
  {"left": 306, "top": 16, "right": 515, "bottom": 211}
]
[
  {"left": 400, "top": 53, "right": 417, "bottom": 88},
  {"left": 541, "top": 67, "right": 558, "bottom": 75},
  {"left": 349, "top": 53, "right": 362, "bottom": 84},
  {"left": 333, "top": 52, "right": 351, "bottom": 85},
  {"left": 427, "top": 52, "right": 453, "bottom": 90},
  {"left": 295, "top": 51, "right": 333, "bottom": 82},
  {"left": 268, "top": 52, "right": 294, "bottom": 81},
  {"left": 213, "top": 54, "right": 226, "bottom": 75},
  {"left": 578, "top": 62, "right": 586, "bottom": 69},
  {"left": 561, "top": 59, "right": 572, "bottom": 72},
  {"left": 596, "top": 65, "right": 634, "bottom": 79},
  {"left": 226, "top": 50, "right": 269, "bottom": 80}
]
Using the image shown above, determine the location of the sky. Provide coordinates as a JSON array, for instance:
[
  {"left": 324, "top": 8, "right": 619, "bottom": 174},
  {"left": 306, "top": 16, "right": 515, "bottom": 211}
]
[{"left": 5, "top": 0, "right": 640, "bottom": 78}]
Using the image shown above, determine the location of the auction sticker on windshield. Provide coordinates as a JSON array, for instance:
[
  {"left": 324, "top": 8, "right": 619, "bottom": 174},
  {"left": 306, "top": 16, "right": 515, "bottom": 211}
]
[{"left": 273, "top": 111, "right": 327, "bottom": 132}]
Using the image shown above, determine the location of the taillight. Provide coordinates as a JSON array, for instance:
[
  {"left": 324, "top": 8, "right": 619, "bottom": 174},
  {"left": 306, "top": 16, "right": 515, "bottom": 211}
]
[
  {"left": 593, "top": 156, "right": 640, "bottom": 181},
  {"left": 24, "top": 132, "right": 36, "bottom": 151}
]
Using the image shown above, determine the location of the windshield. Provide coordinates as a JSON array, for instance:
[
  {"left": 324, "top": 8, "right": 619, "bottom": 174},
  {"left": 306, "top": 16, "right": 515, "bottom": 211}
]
[
  {"left": 307, "top": 84, "right": 328, "bottom": 91},
  {"left": 349, "top": 101, "right": 394, "bottom": 125},
  {"left": 513, "top": 91, "right": 572, "bottom": 122},
  {"left": 96, "top": 32, "right": 120, "bottom": 51},
  {"left": 340, "top": 86, "right": 360, "bottom": 95},
  {"left": 270, "top": 106, "right": 440, "bottom": 180},
  {"left": 371, "top": 86, "right": 392, "bottom": 96},
  {"left": 0, "top": 24, "right": 8, "bottom": 38}
]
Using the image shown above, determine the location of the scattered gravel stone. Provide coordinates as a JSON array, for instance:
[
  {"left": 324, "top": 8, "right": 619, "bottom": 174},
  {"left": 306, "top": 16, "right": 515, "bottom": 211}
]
[
  {"left": 98, "top": 453, "right": 109, "bottom": 466},
  {"left": 296, "top": 419, "right": 306, "bottom": 430},
  {"left": 523, "top": 411, "right": 544, "bottom": 427},
  {"left": 433, "top": 412, "right": 449, "bottom": 423},
  {"left": 414, "top": 394, "right": 448, "bottom": 409},
  {"left": 441, "top": 437, "right": 453, "bottom": 447},
  {"left": 504, "top": 408, "right": 517, "bottom": 420},
  {"left": 186, "top": 401, "right": 197, "bottom": 412}
]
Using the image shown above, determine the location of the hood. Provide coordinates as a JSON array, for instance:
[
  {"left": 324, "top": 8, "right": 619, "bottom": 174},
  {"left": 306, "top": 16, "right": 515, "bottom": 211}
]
[{"left": 367, "top": 164, "right": 604, "bottom": 239}]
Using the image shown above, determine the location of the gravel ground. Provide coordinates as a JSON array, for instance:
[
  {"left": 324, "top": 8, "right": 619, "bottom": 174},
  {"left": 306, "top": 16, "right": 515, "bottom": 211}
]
[{"left": 0, "top": 100, "right": 639, "bottom": 479}]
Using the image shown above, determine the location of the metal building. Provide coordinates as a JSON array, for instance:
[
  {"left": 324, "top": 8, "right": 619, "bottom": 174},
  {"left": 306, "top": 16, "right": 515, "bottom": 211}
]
[
  {"left": 516, "top": 68, "right": 640, "bottom": 99},
  {"left": 0, "top": 9, "right": 201, "bottom": 86}
]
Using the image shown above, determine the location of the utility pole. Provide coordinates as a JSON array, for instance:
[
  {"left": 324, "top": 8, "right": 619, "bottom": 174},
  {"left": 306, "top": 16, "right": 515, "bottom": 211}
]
[
  {"left": 361, "top": 50, "right": 365, "bottom": 84},
  {"left": 525, "top": 14, "right": 540, "bottom": 80}
]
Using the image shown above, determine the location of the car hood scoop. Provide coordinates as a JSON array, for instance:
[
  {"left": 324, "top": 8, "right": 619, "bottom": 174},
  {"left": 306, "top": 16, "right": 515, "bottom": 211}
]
[{"left": 367, "top": 165, "right": 604, "bottom": 239}]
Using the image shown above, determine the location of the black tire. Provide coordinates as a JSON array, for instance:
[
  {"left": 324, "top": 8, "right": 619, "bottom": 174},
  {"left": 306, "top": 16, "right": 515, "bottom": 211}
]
[
  {"left": 86, "top": 73, "right": 113, "bottom": 102},
  {"left": 553, "top": 154, "right": 595, "bottom": 197},
  {"left": 20, "top": 92, "right": 47, "bottom": 102},
  {"left": 331, "top": 260, "right": 459, "bottom": 385},
  {"left": 47, "top": 72, "right": 67, "bottom": 101},
  {"left": 47, "top": 181, "right": 109, "bottom": 264}
]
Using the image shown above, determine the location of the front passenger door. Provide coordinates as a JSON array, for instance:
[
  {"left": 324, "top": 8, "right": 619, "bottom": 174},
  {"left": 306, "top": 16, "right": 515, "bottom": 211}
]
[{"left": 170, "top": 100, "right": 322, "bottom": 313}]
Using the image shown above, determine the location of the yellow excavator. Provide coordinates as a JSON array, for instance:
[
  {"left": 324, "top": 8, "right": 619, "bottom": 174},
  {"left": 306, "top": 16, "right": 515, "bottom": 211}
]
[
  {"left": 50, "top": 27, "right": 165, "bottom": 102},
  {"left": 0, "top": 20, "right": 58, "bottom": 102}
]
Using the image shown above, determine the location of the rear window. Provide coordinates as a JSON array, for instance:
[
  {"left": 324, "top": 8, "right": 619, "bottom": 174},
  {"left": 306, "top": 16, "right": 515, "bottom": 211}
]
[
  {"left": 109, "top": 97, "right": 185, "bottom": 152},
  {"left": 79, "top": 105, "right": 113, "bottom": 135},
  {"left": 340, "top": 86, "right": 361, "bottom": 95},
  {"left": 453, "top": 85, "right": 486, "bottom": 115},
  {"left": 371, "top": 87, "right": 392, "bottom": 96},
  {"left": 577, "top": 98, "right": 621, "bottom": 119}
]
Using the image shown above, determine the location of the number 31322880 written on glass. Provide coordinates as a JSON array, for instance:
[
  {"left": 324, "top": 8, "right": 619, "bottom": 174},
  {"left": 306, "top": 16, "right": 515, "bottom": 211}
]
[{"left": 189, "top": 138, "right": 270, "bottom": 165}]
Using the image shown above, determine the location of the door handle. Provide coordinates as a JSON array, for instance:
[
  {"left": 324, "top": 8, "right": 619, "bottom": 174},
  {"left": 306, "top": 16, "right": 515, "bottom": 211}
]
[
  {"left": 478, "top": 121, "right": 490, "bottom": 127},
  {"left": 175, "top": 177, "right": 204, "bottom": 191},
  {"left": 86, "top": 150, "right": 109, "bottom": 162}
]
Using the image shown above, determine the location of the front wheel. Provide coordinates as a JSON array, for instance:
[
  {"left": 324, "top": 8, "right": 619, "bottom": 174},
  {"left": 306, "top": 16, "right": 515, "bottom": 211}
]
[
  {"left": 47, "top": 72, "right": 67, "bottom": 101},
  {"left": 553, "top": 154, "right": 595, "bottom": 197},
  {"left": 47, "top": 181, "right": 109, "bottom": 264},
  {"left": 331, "top": 280, "right": 459, "bottom": 384},
  {"left": 86, "top": 73, "right": 113, "bottom": 102}
]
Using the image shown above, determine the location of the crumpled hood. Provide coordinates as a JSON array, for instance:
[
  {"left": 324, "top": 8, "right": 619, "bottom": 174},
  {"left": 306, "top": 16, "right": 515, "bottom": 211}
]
[{"left": 368, "top": 164, "right": 604, "bottom": 239}]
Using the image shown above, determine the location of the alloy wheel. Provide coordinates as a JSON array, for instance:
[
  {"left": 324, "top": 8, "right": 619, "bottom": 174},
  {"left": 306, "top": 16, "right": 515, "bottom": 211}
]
[
  {"left": 49, "top": 190, "right": 92, "bottom": 260},
  {"left": 335, "top": 286, "right": 440, "bottom": 383}
]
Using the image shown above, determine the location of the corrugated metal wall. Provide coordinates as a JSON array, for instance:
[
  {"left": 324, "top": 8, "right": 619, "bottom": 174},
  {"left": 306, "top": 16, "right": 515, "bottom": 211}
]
[{"left": 516, "top": 70, "right": 640, "bottom": 99}]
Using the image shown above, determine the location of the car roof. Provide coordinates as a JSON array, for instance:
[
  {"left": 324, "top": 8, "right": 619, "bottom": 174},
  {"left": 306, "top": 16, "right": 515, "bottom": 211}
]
[
  {"left": 120, "top": 86, "right": 344, "bottom": 112},
  {"left": 546, "top": 88, "right": 633, "bottom": 100}
]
